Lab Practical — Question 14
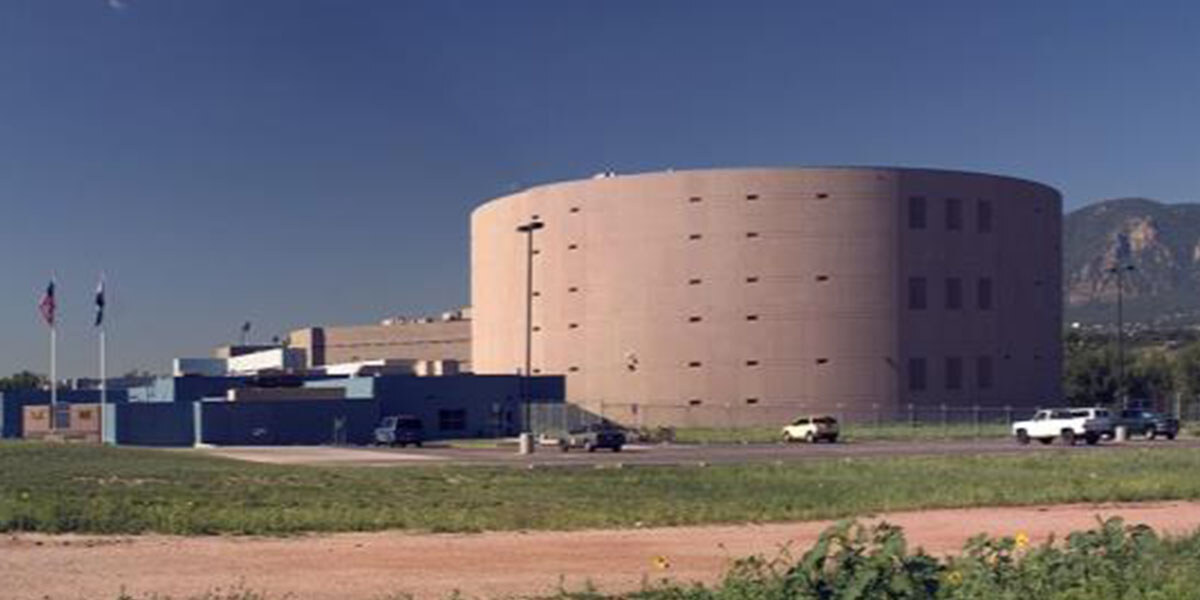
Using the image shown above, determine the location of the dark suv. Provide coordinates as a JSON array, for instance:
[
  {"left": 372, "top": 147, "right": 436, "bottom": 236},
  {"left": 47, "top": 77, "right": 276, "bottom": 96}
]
[
  {"left": 374, "top": 415, "right": 425, "bottom": 447},
  {"left": 1116, "top": 409, "right": 1179, "bottom": 440}
]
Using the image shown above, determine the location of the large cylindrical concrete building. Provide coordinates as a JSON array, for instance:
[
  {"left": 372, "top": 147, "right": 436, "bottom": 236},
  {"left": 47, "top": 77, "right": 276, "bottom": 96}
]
[{"left": 471, "top": 167, "right": 1061, "bottom": 426}]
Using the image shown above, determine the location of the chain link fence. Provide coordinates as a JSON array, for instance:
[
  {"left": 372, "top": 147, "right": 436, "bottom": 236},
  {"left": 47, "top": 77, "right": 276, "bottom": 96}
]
[{"left": 529, "top": 399, "right": 1200, "bottom": 442}]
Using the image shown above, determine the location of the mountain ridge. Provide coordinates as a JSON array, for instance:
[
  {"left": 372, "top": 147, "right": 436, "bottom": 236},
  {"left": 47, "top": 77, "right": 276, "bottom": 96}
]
[{"left": 1064, "top": 197, "right": 1200, "bottom": 326}]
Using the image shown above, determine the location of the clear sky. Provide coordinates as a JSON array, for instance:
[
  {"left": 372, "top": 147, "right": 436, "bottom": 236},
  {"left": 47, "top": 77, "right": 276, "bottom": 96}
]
[{"left": 1, "top": 0, "right": 1197, "bottom": 378}]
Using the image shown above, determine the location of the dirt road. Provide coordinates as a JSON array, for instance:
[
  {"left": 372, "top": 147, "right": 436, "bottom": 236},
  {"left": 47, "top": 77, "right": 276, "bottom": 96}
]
[{"left": 4, "top": 501, "right": 1200, "bottom": 600}]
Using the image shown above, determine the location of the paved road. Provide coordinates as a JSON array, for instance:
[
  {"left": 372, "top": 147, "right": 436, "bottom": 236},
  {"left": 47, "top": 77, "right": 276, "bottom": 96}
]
[{"left": 206, "top": 436, "right": 1200, "bottom": 467}]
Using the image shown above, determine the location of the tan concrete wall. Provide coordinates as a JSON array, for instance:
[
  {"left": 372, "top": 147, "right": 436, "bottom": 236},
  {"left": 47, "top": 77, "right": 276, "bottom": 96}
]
[
  {"left": 288, "top": 321, "right": 471, "bottom": 370},
  {"left": 471, "top": 168, "right": 1062, "bottom": 426},
  {"left": 23, "top": 403, "right": 102, "bottom": 442}
]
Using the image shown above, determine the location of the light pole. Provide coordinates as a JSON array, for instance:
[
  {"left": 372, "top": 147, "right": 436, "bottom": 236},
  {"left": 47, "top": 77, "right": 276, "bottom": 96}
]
[
  {"left": 1107, "top": 264, "right": 1135, "bottom": 408},
  {"left": 516, "top": 220, "right": 544, "bottom": 433}
]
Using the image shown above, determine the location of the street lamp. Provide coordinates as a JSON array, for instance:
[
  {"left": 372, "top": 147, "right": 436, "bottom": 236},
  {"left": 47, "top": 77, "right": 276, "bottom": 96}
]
[
  {"left": 516, "top": 220, "right": 545, "bottom": 433},
  {"left": 1106, "top": 264, "right": 1135, "bottom": 408}
]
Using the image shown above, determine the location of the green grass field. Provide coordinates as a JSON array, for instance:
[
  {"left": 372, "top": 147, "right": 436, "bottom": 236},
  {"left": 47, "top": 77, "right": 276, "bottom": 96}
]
[{"left": 4, "top": 441, "right": 1200, "bottom": 536}]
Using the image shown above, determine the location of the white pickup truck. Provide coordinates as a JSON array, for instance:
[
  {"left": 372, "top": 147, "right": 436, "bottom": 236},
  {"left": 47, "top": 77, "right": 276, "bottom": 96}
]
[{"left": 1012, "top": 408, "right": 1114, "bottom": 446}]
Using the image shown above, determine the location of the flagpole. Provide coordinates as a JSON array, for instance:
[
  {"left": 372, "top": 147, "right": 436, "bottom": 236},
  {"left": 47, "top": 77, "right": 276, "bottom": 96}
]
[
  {"left": 100, "top": 327, "right": 107, "bottom": 440},
  {"left": 50, "top": 324, "right": 57, "bottom": 421}
]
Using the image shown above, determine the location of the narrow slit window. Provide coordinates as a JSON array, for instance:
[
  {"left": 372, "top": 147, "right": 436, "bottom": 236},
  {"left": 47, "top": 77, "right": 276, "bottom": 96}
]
[
  {"left": 687, "top": 361, "right": 702, "bottom": 368},
  {"left": 815, "top": 275, "right": 829, "bottom": 282},
  {"left": 745, "top": 360, "right": 760, "bottom": 366},
  {"left": 908, "top": 196, "right": 927, "bottom": 229},
  {"left": 745, "top": 314, "right": 759, "bottom": 321},
  {"left": 945, "top": 198, "right": 963, "bottom": 231},
  {"left": 688, "top": 196, "right": 702, "bottom": 203},
  {"left": 569, "top": 206, "right": 580, "bottom": 213},
  {"left": 908, "top": 358, "right": 927, "bottom": 392},
  {"left": 568, "top": 323, "right": 579, "bottom": 329},
  {"left": 815, "top": 358, "right": 829, "bottom": 365},
  {"left": 745, "top": 194, "right": 759, "bottom": 201},
  {"left": 745, "top": 398, "right": 759, "bottom": 405},
  {"left": 908, "top": 277, "right": 927, "bottom": 310},
  {"left": 568, "top": 286, "right": 579, "bottom": 293},
  {"left": 746, "top": 276, "right": 760, "bottom": 283},
  {"left": 745, "top": 232, "right": 760, "bottom": 238},
  {"left": 688, "top": 316, "right": 703, "bottom": 323},
  {"left": 976, "top": 200, "right": 992, "bottom": 233},
  {"left": 688, "top": 278, "right": 702, "bottom": 285},
  {"left": 568, "top": 243, "right": 578, "bottom": 250},
  {"left": 815, "top": 193, "right": 829, "bottom": 199},
  {"left": 945, "top": 356, "right": 963, "bottom": 390},
  {"left": 688, "top": 233, "right": 702, "bottom": 240},
  {"left": 688, "top": 399, "right": 703, "bottom": 406}
]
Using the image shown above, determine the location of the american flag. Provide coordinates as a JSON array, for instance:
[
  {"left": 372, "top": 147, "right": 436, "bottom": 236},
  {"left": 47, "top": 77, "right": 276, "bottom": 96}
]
[{"left": 38, "top": 281, "right": 56, "bottom": 327}]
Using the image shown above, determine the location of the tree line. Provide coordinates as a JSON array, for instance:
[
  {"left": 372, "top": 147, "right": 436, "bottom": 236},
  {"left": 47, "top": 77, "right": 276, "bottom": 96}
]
[{"left": 1064, "top": 329, "right": 1200, "bottom": 411}]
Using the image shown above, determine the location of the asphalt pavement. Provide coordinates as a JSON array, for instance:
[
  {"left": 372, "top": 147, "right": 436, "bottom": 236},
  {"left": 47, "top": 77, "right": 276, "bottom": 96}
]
[{"left": 206, "top": 436, "right": 1200, "bottom": 467}]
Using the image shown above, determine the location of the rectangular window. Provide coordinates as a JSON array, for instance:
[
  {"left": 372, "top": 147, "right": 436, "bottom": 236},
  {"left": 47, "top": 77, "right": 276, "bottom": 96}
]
[
  {"left": 977, "top": 277, "right": 993, "bottom": 310},
  {"left": 977, "top": 200, "right": 993, "bottom": 233},
  {"left": 745, "top": 194, "right": 759, "bottom": 201},
  {"left": 438, "top": 409, "right": 467, "bottom": 432},
  {"left": 908, "top": 196, "right": 926, "bottom": 229},
  {"left": 908, "top": 358, "right": 927, "bottom": 392},
  {"left": 945, "top": 277, "right": 962, "bottom": 310},
  {"left": 688, "top": 233, "right": 702, "bottom": 240},
  {"left": 945, "top": 356, "right": 963, "bottom": 390},
  {"left": 945, "top": 198, "right": 963, "bottom": 230},
  {"left": 977, "top": 356, "right": 994, "bottom": 389},
  {"left": 908, "top": 277, "right": 927, "bottom": 310}
]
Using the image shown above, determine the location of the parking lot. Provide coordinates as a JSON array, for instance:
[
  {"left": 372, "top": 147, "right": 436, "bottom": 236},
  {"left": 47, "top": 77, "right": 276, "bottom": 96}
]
[{"left": 205, "top": 435, "right": 1200, "bottom": 467}]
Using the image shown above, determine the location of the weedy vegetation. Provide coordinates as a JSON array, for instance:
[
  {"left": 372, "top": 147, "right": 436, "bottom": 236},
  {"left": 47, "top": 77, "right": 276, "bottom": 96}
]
[{"left": 5, "top": 442, "right": 1200, "bottom": 535}]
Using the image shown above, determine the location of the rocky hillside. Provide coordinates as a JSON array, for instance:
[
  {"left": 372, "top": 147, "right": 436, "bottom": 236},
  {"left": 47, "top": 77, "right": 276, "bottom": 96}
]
[{"left": 1065, "top": 198, "right": 1200, "bottom": 325}]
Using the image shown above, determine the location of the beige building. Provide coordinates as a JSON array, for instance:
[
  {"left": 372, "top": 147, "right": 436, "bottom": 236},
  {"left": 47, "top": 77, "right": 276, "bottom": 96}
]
[
  {"left": 471, "top": 167, "right": 1062, "bottom": 425},
  {"left": 288, "top": 315, "right": 471, "bottom": 371}
]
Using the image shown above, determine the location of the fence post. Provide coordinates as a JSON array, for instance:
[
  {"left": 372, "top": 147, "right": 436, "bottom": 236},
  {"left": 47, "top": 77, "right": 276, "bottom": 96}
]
[
  {"left": 908, "top": 403, "right": 915, "bottom": 428},
  {"left": 940, "top": 403, "right": 948, "bottom": 437},
  {"left": 1005, "top": 405, "right": 1013, "bottom": 425},
  {"left": 872, "top": 403, "right": 880, "bottom": 428},
  {"left": 973, "top": 405, "right": 981, "bottom": 438}
]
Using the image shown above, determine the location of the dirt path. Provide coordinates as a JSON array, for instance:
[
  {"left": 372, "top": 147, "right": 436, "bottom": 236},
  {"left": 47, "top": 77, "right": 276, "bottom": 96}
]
[{"left": 4, "top": 501, "right": 1200, "bottom": 600}]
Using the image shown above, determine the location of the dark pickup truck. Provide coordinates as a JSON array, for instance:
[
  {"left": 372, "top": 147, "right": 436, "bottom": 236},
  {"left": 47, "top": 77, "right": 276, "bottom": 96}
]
[{"left": 1115, "top": 409, "right": 1179, "bottom": 440}]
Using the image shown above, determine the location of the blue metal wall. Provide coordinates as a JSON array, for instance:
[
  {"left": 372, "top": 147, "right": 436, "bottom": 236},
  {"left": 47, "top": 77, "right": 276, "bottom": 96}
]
[
  {"left": 114, "top": 402, "right": 195, "bottom": 446},
  {"left": 199, "top": 400, "right": 380, "bottom": 445}
]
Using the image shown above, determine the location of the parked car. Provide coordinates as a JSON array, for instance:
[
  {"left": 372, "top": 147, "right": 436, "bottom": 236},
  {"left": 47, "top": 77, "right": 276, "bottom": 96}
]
[
  {"left": 1115, "top": 409, "right": 1179, "bottom": 440},
  {"left": 1011, "top": 407, "right": 1113, "bottom": 445},
  {"left": 782, "top": 416, "right": 839, "bottom": 443},
  {"left": 374, "top": 415, "right": 424, "bottom": 447},
  {"left": 559, "top": 422, "right": 626, "bottom": 452}
]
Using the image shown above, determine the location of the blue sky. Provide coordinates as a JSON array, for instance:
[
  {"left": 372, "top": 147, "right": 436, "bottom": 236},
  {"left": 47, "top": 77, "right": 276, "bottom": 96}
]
[{"left": 1, "top": 0, "right": 1197, "bottom": 377}]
